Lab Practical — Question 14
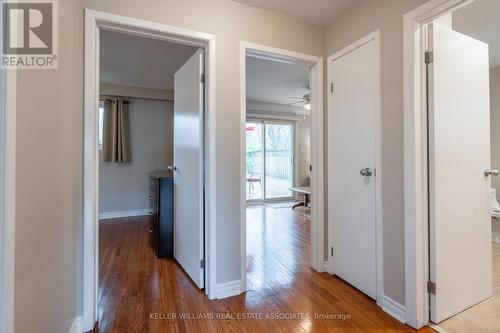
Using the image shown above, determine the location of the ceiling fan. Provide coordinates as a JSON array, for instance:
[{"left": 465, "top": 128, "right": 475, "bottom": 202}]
[{"left": 288, "top": 93, "right": 311, "bottom": 110}]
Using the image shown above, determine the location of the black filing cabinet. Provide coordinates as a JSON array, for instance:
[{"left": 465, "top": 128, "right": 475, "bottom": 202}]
[{"left": 149, "top": 170, "right": 174, "bottom": 258}]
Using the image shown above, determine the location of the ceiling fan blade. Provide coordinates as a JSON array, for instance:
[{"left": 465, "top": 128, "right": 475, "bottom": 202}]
[{"left": 288, "top": 101, "right": 306, "bottom": 106}]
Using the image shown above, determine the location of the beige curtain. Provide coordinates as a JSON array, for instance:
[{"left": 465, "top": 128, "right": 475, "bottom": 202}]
[{"left": 102, "top": 98, "right": 131, "bottom": 162}]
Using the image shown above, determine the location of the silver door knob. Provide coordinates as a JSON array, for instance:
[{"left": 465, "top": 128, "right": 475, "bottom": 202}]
[
  {"left": 484, "top": 169, "right": 499, "bottom": 177},
  {"left": 167, "top": 165, "right": 177, "bottom": 171},
  {"left": 360, "top": 167, "right": 373, "bottom": 177}
]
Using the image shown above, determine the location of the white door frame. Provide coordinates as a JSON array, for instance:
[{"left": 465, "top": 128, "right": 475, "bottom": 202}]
[
  {"left": 239, "top": 42, "right": 325, "bottom": 291},
  {"left": 326, "top": 30, "right": 383, "bottom": 306},
  {"left": 1, "top": 0, "right": 17, "bottom": 328},
  {"left": 403, "top": 0, "right": 475, "bottom": 328},
  {"left": 83, "top": 9, "right": 217, "bottom": 332},
  {"left": 0, "top": 58, "right": 16, "bottom": 333}
]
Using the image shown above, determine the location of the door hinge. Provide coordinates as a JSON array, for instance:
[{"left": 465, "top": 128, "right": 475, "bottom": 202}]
[
  {"left": 330, "top": 246, "right": 334, "bottom": 257},
  {"left": 427, "top": 281, "right": 436, "bottom": 295},
  {"left": 200, "top": 259, "right": 205, "bottom": 269},
  {"left": 330, "top": 82, "right": 334, "bottom": 93},
  {"left": 425, "top": 51, "right": 434, "bottom": 64},
  {"left": 201, "top": 73, "right": 206, "bottom": 83}
]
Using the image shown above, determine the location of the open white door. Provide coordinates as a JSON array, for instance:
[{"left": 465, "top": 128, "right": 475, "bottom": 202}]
[
  {"left": 428, "top": 23, "right": 492, "bottom": 323},
  {"left": 173, "top": 49, "right": 205, "bottom": 288},
  {"left": 330, "top": 38, "right": 378, "bottom": 300}
]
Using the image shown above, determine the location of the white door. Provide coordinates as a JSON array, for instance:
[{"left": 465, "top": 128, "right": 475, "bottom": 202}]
[
  {"left": 427, "top": 23, "right": 492, "bottom": 323},
  {"left": 173, "top": 49, "right": 205, "bottom": 288},
  {"left": 330, "top": 38, "right": 378, "bottom": 299}
]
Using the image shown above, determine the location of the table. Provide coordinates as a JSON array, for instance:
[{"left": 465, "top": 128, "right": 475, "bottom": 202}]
[{"left": 290, "top": 186, "right": 311, "bottom": 209}]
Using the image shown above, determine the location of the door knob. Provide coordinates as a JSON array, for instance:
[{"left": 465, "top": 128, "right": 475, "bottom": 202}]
[
  {"left": 360, "top": 167, "right": 373, "bottom": 177},
  {"left": 484, "top": 169, "right": 499, "bottom": 177},
  {"left": 168, "top": 165, "right": 177, "bottom": 172}
]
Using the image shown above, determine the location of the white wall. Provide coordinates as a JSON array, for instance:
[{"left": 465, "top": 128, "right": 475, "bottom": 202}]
[
  {"left": 490, "top": 66, "right": 500, "bottom": 196},
  {"left": 99, "top": 98, "right": 173, "bottom": 214},
  {"left": 297, "top": 117, "right": 311, "bottom": 187},
  {"left": 15, "top": 1, "right": 81, "bottom": 332},
  {"left": 324, "top": 0, "right": 429, "bottom": 305},
  {"left": 13, "top": 1, "right": 323, "bottom": 330},
  {"left": 13, "top": 0, "right": 445, "bottom": 329}
]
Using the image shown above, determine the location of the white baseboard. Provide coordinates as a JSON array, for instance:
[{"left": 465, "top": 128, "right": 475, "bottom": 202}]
[
  {"left": 68, "top": 316, "right": 83, "bottom": 333},
  {"left": 323, "top": 260, "right": 329, "bottom": 272},
  {"left": 99, "top": 208, "right": 151, "bottom": 220},
  {"left": 216, "top": 280, "right": 241, "bottom": 299},
  {"left": 381, "top": 294, "right": 406, "bottom": 324}
]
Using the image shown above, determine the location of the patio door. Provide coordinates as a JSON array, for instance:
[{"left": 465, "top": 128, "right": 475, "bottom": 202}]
[{"left": 246, "top": 120, "right": 295, "bottom": 202}]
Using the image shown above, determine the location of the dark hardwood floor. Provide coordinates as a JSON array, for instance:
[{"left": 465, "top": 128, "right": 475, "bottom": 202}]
[{"left": 96, "top": 206, "right": 434, "bottom": 333}]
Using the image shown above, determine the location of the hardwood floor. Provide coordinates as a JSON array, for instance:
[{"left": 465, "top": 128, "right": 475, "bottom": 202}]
[{"left": 97, "top": 207, "right": 434, "bottom": 333}]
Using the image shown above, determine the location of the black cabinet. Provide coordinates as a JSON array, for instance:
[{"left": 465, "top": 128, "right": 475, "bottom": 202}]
[{"left": 149, "top": 170, "right": 174, "bottom": 258}]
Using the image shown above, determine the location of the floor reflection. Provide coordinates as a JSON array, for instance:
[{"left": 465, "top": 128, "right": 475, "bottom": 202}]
[{"left": 246, "top": 204, "right": 310, "bottom": 291}]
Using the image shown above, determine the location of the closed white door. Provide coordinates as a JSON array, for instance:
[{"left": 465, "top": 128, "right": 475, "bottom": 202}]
[
  {"left": 173, "top": 49, "right": 205, "bottom": 288},
  {"left": 427, "top": 23, "right": 492, "bottom": 323},
  {"left": 329, "top": 38, "right": 378, "bottom": 299}
]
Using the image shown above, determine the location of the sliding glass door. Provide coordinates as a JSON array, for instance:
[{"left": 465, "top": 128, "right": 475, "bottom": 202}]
[
  {"left": 265, "top": 123, "right": 294, "bottom": 199},
  {"left": 246, "top": 122, "right": 264, "bottom": 201},
  {"left": 246, "top": 120, "right": 294, "bottom": 202}
]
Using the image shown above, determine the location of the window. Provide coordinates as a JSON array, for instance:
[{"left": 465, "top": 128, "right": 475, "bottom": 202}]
[
  {"left": 246, "top": 120, "right": 295, "bottom": 201},
  {"left": 98, "top": 101, "right": 104, "bottom": 150}
]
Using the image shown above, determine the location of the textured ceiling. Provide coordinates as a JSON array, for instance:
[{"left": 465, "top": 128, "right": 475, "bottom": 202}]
[
  {"left": 246, "top": 55, "right": 310, "bottom": 106},
  {"left": 233, "top": 0, "right": 361, "bottom": 26}
]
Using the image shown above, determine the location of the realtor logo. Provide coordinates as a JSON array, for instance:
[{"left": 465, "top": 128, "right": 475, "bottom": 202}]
[{"left": 2, "top": 0, "right": 58, "bottom": 69}]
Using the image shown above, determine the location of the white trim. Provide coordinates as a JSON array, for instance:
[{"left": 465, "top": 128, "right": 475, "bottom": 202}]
[
  {"left": 326, "top": 30, "right": 384, "bottom": 307},
  {"left": 403, "top": 0, "right": 472, "bottom": 329},
  {"left": 246, "top": 100, "right": 309, "bottom": 116},
  {"left": 215, "top": 280, "right": 241, "bottom": 299},
  {"left": 1, "top": 5, "right": 16, "bottom": 332},
  {"left": 100, "top": 83, "right": 174, "bottom": 102},
  {"left": 293, "top": 121, "right": 299, "bottom": 189},
  {"left": 1, "top": 67, "right": 16, "bottom": 333},
  {"left": 0, "top": 69, "right": 3, "bottom": 333},
  {"left": 382, "top": 294, "right": 407, "bottom": 324},
  {"left": 239, "top": 42, "right": 325, "bottom": 294},
  {"left": 84, "top": 9, "right": 217, "bottom": 332},
  {"left": 68, "top": 317, "right": 83, "bottom": 333},
  {"left": 247, "top": 111, "right": 307, "bottom": 122},
  {"left": 98, "top": 209, "right": 152, "bottom": 220}
]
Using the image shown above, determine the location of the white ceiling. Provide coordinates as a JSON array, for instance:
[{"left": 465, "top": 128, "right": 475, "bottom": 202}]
[
  {"left": 100, "top": 30, "right": 198, "bottom": 90},
  {"left": 233, "top": 0, "right": 361, "bottom": 26},
  {"left": 453, "top": 0, "right": 500, "bottom": 68},
  {"left": 246, "top": 55, "right": 310, "bottom": 106}
]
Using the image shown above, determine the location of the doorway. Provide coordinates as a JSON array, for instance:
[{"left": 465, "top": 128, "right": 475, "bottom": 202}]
[
  {"left": 246, "top": 120, "right": 295, "bottom": 203},
  {"left": 425, "top": 2, "right": 500, "bottom": 331},
  {"left": 83, "top": 10, "right": 216, "bottom": 332},
  {"left": 404, "top": 0, "right": 500, "bottom": 329},
  {"left": 239, "top": 42, "right": 325, "bottom": 292}
]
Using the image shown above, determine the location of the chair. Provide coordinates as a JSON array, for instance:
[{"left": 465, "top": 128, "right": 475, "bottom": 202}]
[
  {"left": 246, "top": 173, "right": 262, "bottom": 195},
  {"left": 246, "top": 152, "right": 262, "bottom": 195}
]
